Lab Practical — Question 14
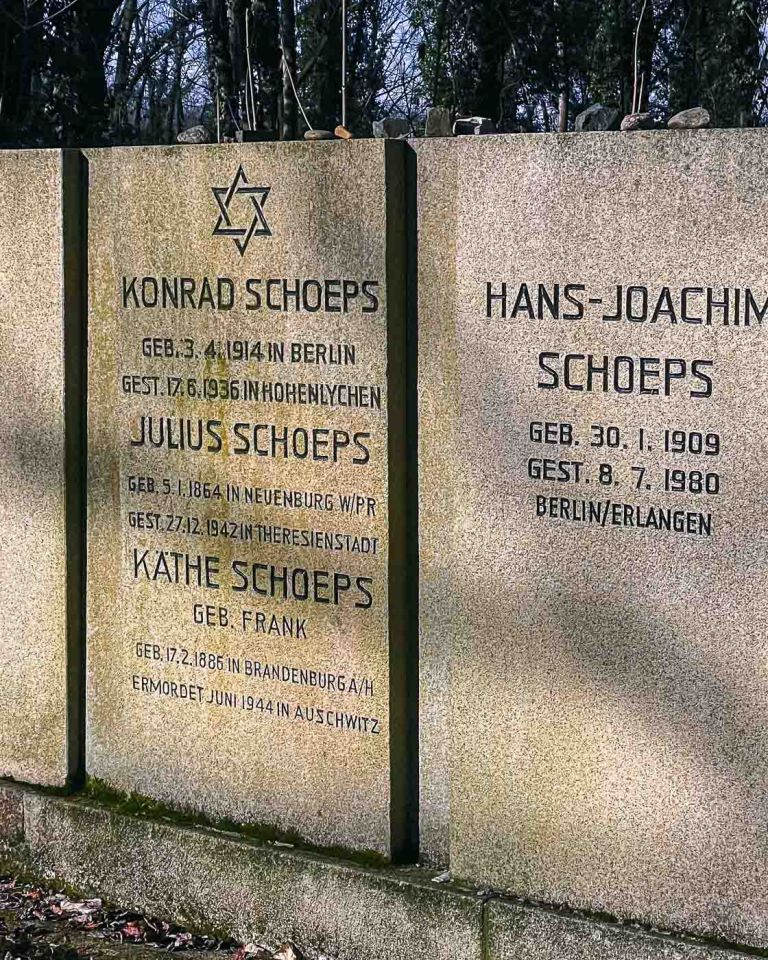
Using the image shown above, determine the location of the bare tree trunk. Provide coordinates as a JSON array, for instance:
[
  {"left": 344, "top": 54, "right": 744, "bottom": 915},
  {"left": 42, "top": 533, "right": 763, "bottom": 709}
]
[
  {"left": 280, "top": 0, "right": 298, "bottom": 138},
  {"left": 295, "top": 0, "right": 343, "bottom": 130},
  {"left": 112, "top": 0, "right": 138, "bottom": 141},
  {"left": 554, "top": 0, "right": 568, "bottom": 131},
  {"left": 202, "top": 0, "right": 238, "bottom": 135},
  {"left": 431, "top": 0, "right": 450, "bottom": 106},
  {"left": 166, "top": 11, "right": 188, "bottom": 141},
  {"left": 148, "top": 50, "right": 170, "bottom": 142},
  {"left": 128, "top": 0, "right": 150, "bottom": 139},
  {"left": 226, "top": 0, "right": 246, "bottom": 126},
  {"left": 16, "top": 1, "right": 34, "bottom": 135},
  {"left": 252, "top": 0, "right": 281, "bottom": 131},
  {"left": 133, "top": 76, "right": 147, "bottom": 138},
  {"left": 558, "top": 70, "right": 568, "bottom": 130}
]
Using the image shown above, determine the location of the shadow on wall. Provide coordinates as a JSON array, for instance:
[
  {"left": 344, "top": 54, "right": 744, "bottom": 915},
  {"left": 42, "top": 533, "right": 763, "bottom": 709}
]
[{"left": 439, "top": 318, "right": 768, "bottom": 941}]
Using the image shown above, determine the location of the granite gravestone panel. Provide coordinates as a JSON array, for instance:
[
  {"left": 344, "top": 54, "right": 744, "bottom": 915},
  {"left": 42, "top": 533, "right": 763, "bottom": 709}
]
[
  {"left": 87, "top": 141, "right": 409, "bottom": 858},
  {"left": 413, "top": 138, "right": 459, "bottom": 868},
  {"left": 417, "top": 130, "right": 768, "bottom": 945},
  {"left": 0, "top": 150, "right": 83, "bottom": 786}
]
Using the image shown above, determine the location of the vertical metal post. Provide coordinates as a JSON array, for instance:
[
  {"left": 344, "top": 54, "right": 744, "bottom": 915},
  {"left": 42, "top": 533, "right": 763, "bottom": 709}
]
[{"left": 341, "top": 0, "right": 347, "bottom": 129}]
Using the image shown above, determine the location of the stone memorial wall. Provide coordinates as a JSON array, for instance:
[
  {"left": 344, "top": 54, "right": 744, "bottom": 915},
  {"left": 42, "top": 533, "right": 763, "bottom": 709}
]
[
  {"left": 2, "top": 131, "right": 768, "bottom": 960},
  {"left": 85, "top": 141, "right": 411, "bottom": 859},
  {"left": 0, "top": 149, "right": 84, "bottom": 787},
  {"left": 417, "top": 129, "right": 768, "bottom": 948}
]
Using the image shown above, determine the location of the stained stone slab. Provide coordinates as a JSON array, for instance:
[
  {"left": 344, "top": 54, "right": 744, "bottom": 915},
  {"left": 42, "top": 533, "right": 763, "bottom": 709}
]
[
  {"left": 417, "top": 130, "right": 768, "bottom": 945},
  {"left": 0, "top": 150, "right": 84, "bottom": 787},
  {"left": 487, "top": 901, "right": 747, "bottom": 960},
  {"left": 86, "top": 141, "right": 410, "bottom": 858}
]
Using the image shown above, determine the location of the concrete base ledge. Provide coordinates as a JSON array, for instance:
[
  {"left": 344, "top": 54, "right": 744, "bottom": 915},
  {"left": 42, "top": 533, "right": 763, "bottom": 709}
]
[
  {"left": 488, "top": 901, "right": 749, "bottom": 960},
  {"left": 0, "top": 784, "right": 758, "bottom": 960},
  {"left": 4, "top": 785, "right": 483, "bottom": 960}
]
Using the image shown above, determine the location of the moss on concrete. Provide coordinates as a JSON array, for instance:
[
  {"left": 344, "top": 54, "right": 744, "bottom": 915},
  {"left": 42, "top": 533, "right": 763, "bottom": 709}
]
[
  {"left": 18, "top": 790, "right": 486, "bottom": 960},
  {"left": 81, "top": 777, "right": 388, "bottom": 868}
]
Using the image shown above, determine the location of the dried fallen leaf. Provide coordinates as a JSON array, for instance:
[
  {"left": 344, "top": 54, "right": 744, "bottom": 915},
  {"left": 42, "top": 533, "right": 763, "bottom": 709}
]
[
  {"left": 232, "top": 945, "right": 271, "bottom": 960},
  {"left": 120, "top": 923, "right": 143, "bottom": 941},
  {"left": 58, "top": 901, "right": 102, "bottom": 917},
  {"left": 171, "top": 932, "right": 193, "bottom": 950},
  {"left": 272, "top": 943, "right": 304, "bottom": 960}
]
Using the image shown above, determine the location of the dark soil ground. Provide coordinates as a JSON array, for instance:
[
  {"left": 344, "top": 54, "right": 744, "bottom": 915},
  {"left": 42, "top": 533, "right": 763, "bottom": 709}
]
[{"left": 0, "top": 879, "right": 309, "bottom": 960}]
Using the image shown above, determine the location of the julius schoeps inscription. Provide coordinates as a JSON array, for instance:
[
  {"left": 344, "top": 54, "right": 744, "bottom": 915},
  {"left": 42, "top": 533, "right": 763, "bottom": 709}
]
[{"left": 87, "top": 142, "right": 409, "bottom": 858}]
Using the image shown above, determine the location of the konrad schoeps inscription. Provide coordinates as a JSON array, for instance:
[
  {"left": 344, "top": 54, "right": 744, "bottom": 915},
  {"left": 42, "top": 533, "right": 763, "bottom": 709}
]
[{"left": 87, "top": 143, "right": 408, "bottom": 858}]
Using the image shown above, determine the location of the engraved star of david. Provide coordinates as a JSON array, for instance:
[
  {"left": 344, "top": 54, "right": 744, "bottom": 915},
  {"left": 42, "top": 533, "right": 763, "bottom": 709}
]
[{"left": 212, "top": 164, "right": 271, "bottom": 255}]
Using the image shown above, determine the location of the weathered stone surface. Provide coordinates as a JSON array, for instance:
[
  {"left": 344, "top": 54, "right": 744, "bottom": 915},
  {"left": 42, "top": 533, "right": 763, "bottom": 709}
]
[
  {"left": 85, "top": 141, "right": 411, "bottom": 859},
  {"left": 0, "top": 150, "right": 84, "bottom": 787},
  {"left": 21, "top": 793, "right": 484, "bottom": 960},
  {"left": 621, "top": 111, "right": 655, "bottom": 130},
  {"left": 668, "top": 107, "right": 711, "bottom": 130},
  {"left": 425, "top": 108, "right": 453, "bottom": 138},
  {"left": 574, "top": 104, "right": 621, "bottom": 132},
  {"left": 453, "top": 117, "right": 495, "bottom": 136},
  {"left": 372, "top": 118, "right": 409, "bottom": 139},
  {"left": 303, "top": 129, "right": 335, "bottom": 141},
  {"left": 412, "top": 138, "right": 460, "bottom": 868},
  {"left": 177, "top": 125, "right": 211, "bottom": 144},
  {"left": 416, "top": 129, "right": 768, "bottom": 946},
  {"left": 487, "top": 901, "right": 747, "bottom": 960},
  {"left": 0, "top": 783, "right": 24, "bottom": 846}
]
